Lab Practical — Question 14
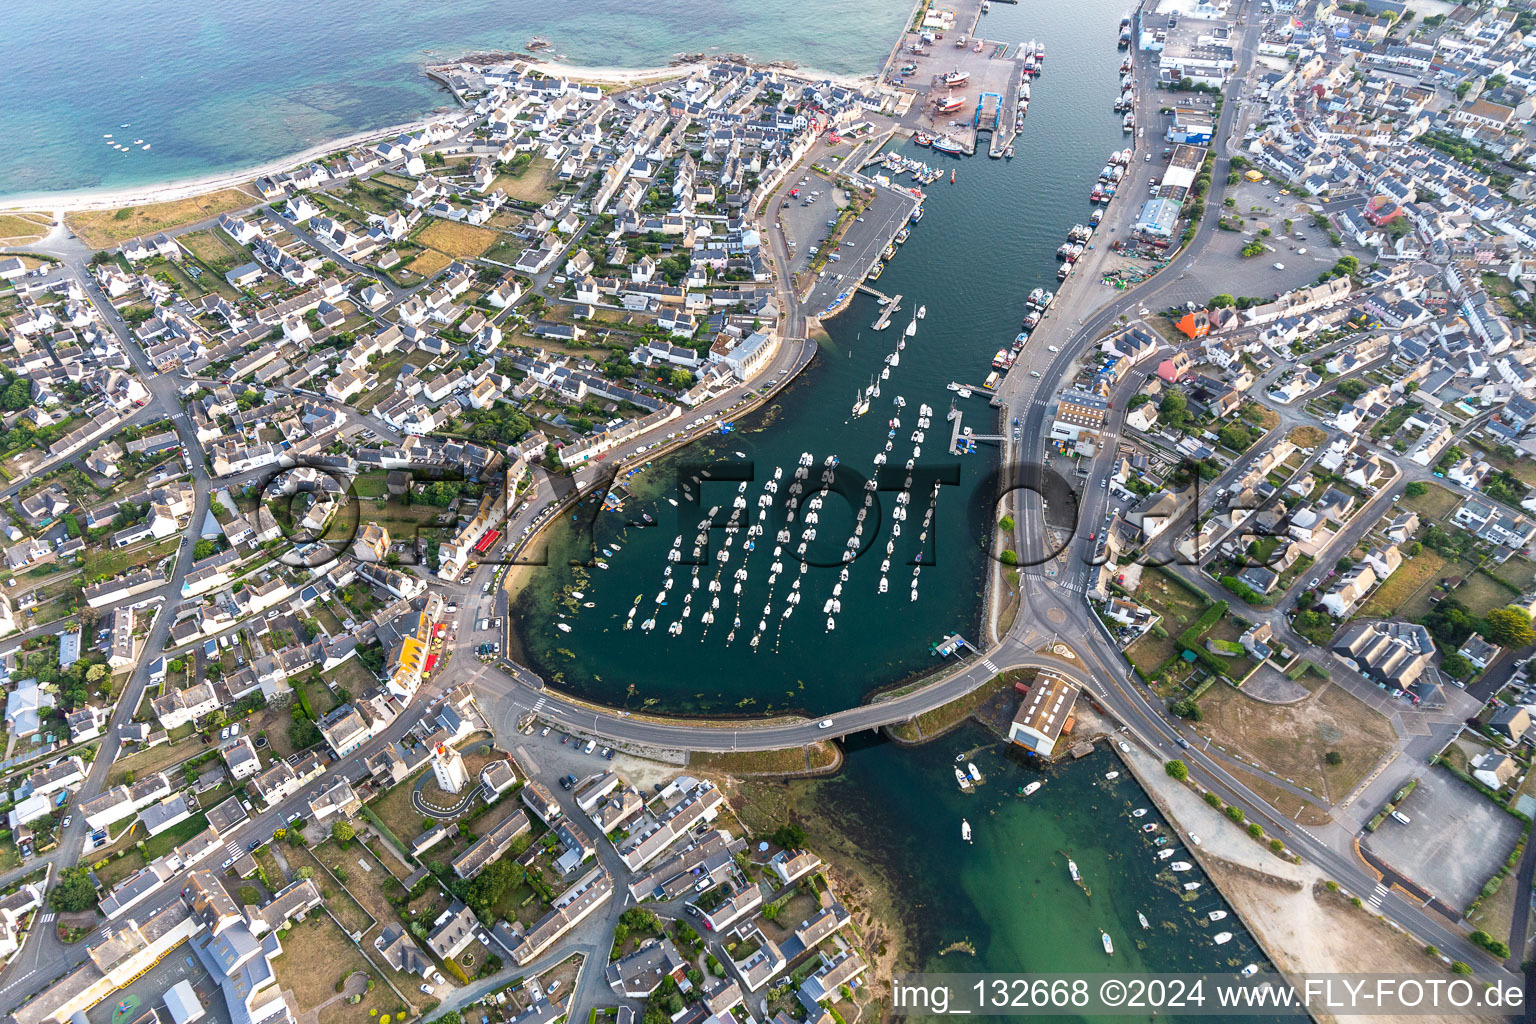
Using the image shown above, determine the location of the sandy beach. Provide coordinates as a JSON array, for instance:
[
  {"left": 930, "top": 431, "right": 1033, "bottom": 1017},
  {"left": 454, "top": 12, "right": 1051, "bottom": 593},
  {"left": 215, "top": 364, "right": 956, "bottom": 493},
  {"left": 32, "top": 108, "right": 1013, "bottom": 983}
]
[{"left": 1, "top": 54, "right": 873, "bottom": 218}]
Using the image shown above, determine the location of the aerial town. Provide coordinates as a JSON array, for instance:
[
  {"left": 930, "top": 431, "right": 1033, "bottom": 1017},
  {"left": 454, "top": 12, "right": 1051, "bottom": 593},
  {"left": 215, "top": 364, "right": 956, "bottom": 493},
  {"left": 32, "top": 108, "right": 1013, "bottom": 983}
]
[{"left": 4, "top": 0, "right": 1536, "bottom": 1018}]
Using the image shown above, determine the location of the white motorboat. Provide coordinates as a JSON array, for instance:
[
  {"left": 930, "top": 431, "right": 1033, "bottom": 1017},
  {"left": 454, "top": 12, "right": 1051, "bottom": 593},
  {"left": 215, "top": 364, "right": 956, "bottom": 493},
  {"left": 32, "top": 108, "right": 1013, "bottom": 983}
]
[
  {"left": 1207, "top": 910, "right": 1228, "bottom": 922},
  {"left": 1132, "top": 808, "right": 1148, "bottom": 818},
  {"left": 1068, "top": 860, "right": 1080, "bottom": 882},
  {"left": 916, "top": 304, "right": 927, "bottom": 319},
  {"left": 1137, "top": 912, "right": 1150, "bottom": 930},
  {"left": 1100, "top": 930, "right": 1114, "bottom": 955},
  {"left": 1022, "top": 781, "right": 1042, "bottom": 796},
  {"left": 1171, "top": 861, "right": 1192, "bottom": 872},
  {"left": 1183, "top": 882, "right": 1201, "bottom": 892},
  {"left": 1105, "top": 771, "right": 1120, "bottom": 780},
  {"left": 961, "top": 819, "right": 972, "bottom": 843},
  {"left": 1157, "top": 849, "right": 1175, "bottom": 861},
  {"left": 1213, "top": 932, "right": 1233, "bottom": 945},
  {"left": 967, "top": 762, "right": 981, "bottom": 782}
]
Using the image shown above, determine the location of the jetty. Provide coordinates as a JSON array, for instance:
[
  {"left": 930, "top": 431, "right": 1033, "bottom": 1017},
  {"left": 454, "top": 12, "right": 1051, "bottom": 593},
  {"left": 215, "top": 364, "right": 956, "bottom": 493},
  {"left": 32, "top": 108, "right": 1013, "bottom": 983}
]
[
  {"left": 947, "top": 409, "right": 1007, "bottom": 455},
  {"left": 864, "top": 289, "right": 903, "bottom": 330}
]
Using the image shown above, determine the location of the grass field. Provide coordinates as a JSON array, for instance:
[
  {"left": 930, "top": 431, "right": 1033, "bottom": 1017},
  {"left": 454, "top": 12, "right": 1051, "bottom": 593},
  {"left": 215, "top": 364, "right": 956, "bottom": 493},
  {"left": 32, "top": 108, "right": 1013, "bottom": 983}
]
[
  {"left": 406, "top": 248, "right": 454, "bottom": 277},
  {"left": 1196, "top": 681, "right": 1397, "bottom": 805},
  {"left": 416, "top": 219, "right": 498, "bottom": 259},
  {"left": 367, "top": 768, "right": 431, "bottom": 844},
  {"left": 1402, "top": 482, "right": 1460, "bottom": 522},
  {"left": 179, "top": 228, "right": 249, "bottom": 271},
  {"left": 1453, "top": 571, "right": 1519, "bottom": 620},
  {"left": 492, "top": 156, "right": 556, "bottom": 203},
  {"left": 66, "top": 187, "right": 259, "bottom": 248},
  {"left": 1126, "top": 568, "right": 1213, "bottom": 673},
  {"left": 0, "top": 213, "right": 50, "bottom": 243},
  {"left": 1486, "top": 556, "right": 1536, "bottom": 593},
  {"left": 1357, "top": 548, "right": 1449, "bottom": 621},
  {"left": 271, "top": 913, "right": 380, "bottom": 1017},
  {"left": 288, "top": 844, "right": 374, "bottom": 935},
  {"left": 1287, "top": 425, "right": 1328, "bottom": 449}
]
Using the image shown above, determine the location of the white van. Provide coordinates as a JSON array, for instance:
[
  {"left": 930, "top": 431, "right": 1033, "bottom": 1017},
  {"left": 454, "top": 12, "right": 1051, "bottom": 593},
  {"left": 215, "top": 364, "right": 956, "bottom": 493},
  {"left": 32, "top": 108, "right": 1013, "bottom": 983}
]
[{"left": 1390, "top": 811, "right": 1411, "bottom": 825}]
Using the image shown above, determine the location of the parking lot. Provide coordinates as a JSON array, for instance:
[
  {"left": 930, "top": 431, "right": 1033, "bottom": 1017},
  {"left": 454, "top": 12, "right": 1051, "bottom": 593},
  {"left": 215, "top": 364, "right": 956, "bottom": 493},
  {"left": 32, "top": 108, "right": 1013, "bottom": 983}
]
[
  {"left": 773, "top": 165, "right": 920, "bottom": 314},
  {"left": 1152, "top": 180, "right": 1349, "bottom": 312},
  {"left": 1361, "top": 765, "right": 1523, "bottom": 909},
  {"left": 776, "top": 170, "right": 844, "bottom": 278}
]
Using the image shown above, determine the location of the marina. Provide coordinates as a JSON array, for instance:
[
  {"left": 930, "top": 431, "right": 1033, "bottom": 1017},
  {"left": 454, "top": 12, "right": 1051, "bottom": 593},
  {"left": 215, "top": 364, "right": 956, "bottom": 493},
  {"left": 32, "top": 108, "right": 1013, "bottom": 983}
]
[{"left": 512, "top": 0, "right": 1142, "bottom": 715}]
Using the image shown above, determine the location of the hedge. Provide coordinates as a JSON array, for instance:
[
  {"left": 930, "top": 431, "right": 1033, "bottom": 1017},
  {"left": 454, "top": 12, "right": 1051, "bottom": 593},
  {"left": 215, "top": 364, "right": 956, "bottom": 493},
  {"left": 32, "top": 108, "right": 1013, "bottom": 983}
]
[{"left": 1176, "top": 601, "right": 1229, "bottom": 648}]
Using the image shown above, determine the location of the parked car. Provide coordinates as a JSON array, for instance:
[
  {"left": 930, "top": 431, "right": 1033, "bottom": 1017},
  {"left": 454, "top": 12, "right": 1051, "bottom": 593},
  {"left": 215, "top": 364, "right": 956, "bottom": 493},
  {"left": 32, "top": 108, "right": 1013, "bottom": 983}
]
[{"left": 61, "top": 816, "right": 72, "bottom": 828}]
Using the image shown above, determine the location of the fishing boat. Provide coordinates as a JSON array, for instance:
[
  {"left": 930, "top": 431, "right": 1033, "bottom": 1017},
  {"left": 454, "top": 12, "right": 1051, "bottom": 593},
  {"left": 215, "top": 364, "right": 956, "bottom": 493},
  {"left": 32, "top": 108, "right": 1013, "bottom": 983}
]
[
  {"left": 1138, "top": 912, "right": 1150, "bottom": 930},
  {"left": 941, "top": 69, "right": 970, "bottom": 86},
  {"left": 932, "top": 135, "right": 964, "bottom": 155},
  {"left": 1100, "top": 931, "right": 1114, "bottom": 955},
  {"left": 1171, "top": 862, "right": 1192, "bottom": 872},
  {"left": 914, "top": 130, "right": 934, "bottom": 146},
  {"left": 967, "top": 762, "right": 981, "bottom": 782},
  {"left": 1021, "top": 780, "right": 1042, "bottom": 796},
  {"left": 936, "top": 94, "right": 965, "bottom": 114},
  {"left": 1105, "top": 771, "right": 1119, "bottom": 780},
  {"left": 1208, "top": 910, "right": 1228, "bottom": 922},
  {"left": 1068, "top": 860, "right": 1080, "bottom": 882},
  {"left": 961, "top": 819, "right": 972, "bottom": 843},
  {"left": 1213, "top": 932, "right": 1233, "bottom": 945}
]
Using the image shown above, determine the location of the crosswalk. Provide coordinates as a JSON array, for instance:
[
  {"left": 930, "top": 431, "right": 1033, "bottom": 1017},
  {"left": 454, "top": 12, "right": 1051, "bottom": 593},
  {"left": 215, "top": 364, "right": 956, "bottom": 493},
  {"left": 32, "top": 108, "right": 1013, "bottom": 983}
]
[
  {"left": 979, "top": 657, "right": 999, "bottom": 674},
  {"left": 531, "top": 696, "right": 548, "bottom": 717},
  {"left": 37, "top": 912, "right": 54, "bottom": 924},
  {"left": 1368, "top": 883, "right": 1389, "bottom": 908}
]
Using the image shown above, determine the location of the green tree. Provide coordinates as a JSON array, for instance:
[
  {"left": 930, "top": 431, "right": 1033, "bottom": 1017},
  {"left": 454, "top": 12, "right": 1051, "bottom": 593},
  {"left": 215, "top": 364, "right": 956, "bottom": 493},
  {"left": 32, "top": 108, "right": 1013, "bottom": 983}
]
[
  {"left": 1165, "top": 759, "right": 1189, "bottom": 781},
  {"left": 1208, "top": 293, "right": 1235, "bottom": 308},
  {"left": 771, "top": 823, "right": 806, "bottom": 849},
  {"left": 1159, "top": 391, "right": 1189, "bottom": 431},
  {"left": 999, "top": 549, "right": 1019, "bottom": 566},
  {"left": 1405, "top": 481, "right": 1427, "bottom": 498},
  {"left": 50, "top": 867, "right": 97, "bottom": 912},
  {"left": 1171, "top": 698, "right": 1202, "bottom": 721},
  {"left": 331, "top": 820, "right": 356, "bottom": 843},
  {"left": 1324, "top": 750, "right": 1343, "bottom": 766},
  {"left": 193, "top": 539, "right": 217, "bottom": 560},
  {"left": 1438, "top": 652, "right": 1475, "bottom": 681},
  {"left": 1485, "top": 607, "right": 1534, "bottom": 648}
]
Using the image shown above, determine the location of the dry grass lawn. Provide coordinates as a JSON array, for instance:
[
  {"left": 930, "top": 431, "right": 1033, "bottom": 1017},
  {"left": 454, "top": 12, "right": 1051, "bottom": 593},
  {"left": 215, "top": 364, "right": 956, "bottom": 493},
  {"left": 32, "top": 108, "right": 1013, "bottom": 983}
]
[
  {"left": 492, "top": 155, "right": 556, "bottom": 203},
  {"left": 1195, "top": 681, "right": 1398, "bottom": 806},
  {"left": 1356, "top": 548, "right": 1448, "bottom": 621},
  {"left": 180, "top": 227, "right": 249, "bottom": 270},
  {"left": 406, "top": 248, "right": 454, "bottom": 278},
  {"left": 67, "top": 187, "right": 259, "bottom": 248},
  {"left": 416, "top": 219, "right": 498, "bottom": 259},
  {"left": 272, "top": 912, "right": 375, "bottom": 1013},
  {"left": 0, "top": 213, "right": 50, "bottom": 243},
  {"left": 1452, "top": 570, "right": 1518, "bottom": 620},
  {"left": 1287, "top": 425, "right": 1327, "bottom": 448},
  {"left": 1402, "top": 482, "right": 1460, "bottom": 522}
]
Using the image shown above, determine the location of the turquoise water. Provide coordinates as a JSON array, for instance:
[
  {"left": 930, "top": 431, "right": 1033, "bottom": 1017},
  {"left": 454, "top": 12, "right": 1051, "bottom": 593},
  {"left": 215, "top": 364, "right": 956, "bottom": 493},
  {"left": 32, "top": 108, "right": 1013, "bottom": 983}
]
[
  {"left": 510, "top": 0, "right": 1129, "bottom": 715},
  {"left": 0, "top": 0, "right": 906, "bottom": 198},
  {"left": 813, "top": 729, "right": 1292, "bottom": 1023}
]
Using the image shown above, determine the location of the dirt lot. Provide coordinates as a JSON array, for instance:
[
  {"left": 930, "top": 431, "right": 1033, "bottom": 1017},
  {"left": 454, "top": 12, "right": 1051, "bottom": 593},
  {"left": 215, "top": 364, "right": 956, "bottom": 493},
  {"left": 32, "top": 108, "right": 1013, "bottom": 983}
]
[
  {"left": 416, "top": 219, "right": 498, "bottom": 259},
  {"left": 66, "top": 188, "right": 259, "bottom": 248},
  {"left": 1195, "top": 681, "right": 1397, "bottom": 805},
  {"left": 1363, "top": 765, "right": 1523, "bottom": 912},
  {"left": 1356, "top": 548, "right": 1449, "bottom": 621}
]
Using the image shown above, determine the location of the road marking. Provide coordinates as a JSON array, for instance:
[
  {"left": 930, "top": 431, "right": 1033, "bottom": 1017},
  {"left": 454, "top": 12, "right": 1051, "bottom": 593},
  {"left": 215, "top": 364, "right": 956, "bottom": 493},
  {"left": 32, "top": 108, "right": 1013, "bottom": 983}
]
[
  {"left": 980, "top": 658, "right": 998, "bottom": 673},
  {"left": 1368, "top": 883, "right": 1389, "bottom": 908}
]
